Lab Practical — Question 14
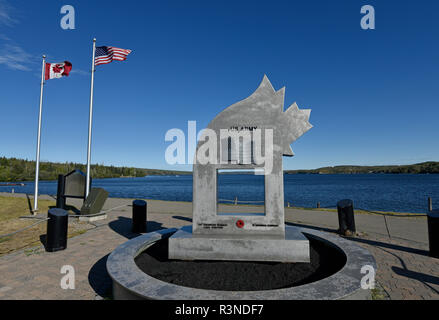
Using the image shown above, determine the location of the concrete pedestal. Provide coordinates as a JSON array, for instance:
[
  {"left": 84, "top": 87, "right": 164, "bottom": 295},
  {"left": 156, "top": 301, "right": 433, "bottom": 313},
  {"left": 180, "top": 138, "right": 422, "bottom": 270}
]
[{"left": 168, "top": 225, "right": 310, "bottom": 263}]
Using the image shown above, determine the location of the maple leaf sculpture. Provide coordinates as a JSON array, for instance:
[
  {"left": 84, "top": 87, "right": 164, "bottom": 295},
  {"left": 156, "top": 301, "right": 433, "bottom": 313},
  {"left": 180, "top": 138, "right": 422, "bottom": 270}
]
[{"left": 202, "top": 75, "right": 312, "bottom": 159}]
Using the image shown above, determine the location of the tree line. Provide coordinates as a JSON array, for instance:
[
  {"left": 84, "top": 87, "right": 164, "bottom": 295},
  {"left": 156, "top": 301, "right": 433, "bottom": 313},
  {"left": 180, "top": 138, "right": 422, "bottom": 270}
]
[
  {"left": 0, "top": 157, "right": 190, "bottom": 182},
  {"left": 2, "top": 157, "right": 438, "bottom": 182},
  {"left": 285, "top": 162, "right": 439, "bottom": 175}
]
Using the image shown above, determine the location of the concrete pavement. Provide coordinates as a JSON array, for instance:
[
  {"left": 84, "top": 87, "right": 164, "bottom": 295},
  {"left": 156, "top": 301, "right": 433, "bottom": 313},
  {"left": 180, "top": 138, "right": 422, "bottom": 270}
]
[{"left": 0, "top": 194, "right": 437, "bottom": 300}]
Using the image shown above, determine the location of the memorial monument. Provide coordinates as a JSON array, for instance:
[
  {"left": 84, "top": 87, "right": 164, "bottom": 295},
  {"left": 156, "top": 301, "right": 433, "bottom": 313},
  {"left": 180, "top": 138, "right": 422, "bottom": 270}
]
[
  {"left": 168, "top": 75, "right": 313, "bottom": 262},
  {"left": 56, "top": 169, "right": 88, "bottom": 209},
  {"left": 107, "top": 75, "right": 377, "bottom": 300}
]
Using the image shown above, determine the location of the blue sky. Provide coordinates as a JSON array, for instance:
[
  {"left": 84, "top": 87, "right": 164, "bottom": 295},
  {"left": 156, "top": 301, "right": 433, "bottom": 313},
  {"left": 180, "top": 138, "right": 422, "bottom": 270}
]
[{"left": 0, "top": 0, "right": 438, "bottom": 171}]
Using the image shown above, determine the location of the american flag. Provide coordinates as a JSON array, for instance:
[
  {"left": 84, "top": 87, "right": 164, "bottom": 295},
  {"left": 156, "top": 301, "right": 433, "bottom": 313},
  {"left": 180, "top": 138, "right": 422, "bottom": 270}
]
[{"left": 94, "top": 46, "right": 132, "bottom": 66}]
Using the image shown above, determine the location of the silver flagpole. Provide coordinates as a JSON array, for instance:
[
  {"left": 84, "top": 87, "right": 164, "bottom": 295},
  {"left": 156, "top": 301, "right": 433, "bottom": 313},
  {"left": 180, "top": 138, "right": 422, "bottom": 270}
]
[
  {"left": 86, "top": 38, "right": 96, "bottom": 197},
  {"left": 33, "top": 55, "right": 46, "bottom": 213}
]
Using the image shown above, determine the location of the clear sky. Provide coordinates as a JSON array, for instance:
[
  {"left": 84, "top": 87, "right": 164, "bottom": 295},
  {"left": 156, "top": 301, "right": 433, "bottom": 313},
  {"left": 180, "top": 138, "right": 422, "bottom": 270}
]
[{"left": 0, "top": 0, "right": 438, "bottom": 171}]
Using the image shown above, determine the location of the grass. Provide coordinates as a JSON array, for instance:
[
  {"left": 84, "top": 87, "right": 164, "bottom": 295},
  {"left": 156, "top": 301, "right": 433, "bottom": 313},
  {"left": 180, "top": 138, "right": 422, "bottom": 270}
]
[
  {"left": 0, "top": 195, "right": 92, "bottom": 257},
  {"left": 371, "top": 283, "right": 389, "bottom": 300},
  {"left": 0, "top": 195, "right": 54, "bottom": 221}
]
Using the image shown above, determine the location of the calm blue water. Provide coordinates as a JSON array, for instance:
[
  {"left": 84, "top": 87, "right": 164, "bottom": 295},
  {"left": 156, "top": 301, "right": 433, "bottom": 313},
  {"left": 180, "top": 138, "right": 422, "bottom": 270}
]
[{"left": 1, "top": 174, "right": 438, "bottom": 213}]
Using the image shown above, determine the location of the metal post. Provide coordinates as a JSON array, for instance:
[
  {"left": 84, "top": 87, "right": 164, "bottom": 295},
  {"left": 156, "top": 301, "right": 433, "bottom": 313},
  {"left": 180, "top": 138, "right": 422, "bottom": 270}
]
[
  {"left": 86, "top": 38, "right": 96, "bottom": 198},
  {"left": 132, "top": 200, "right": 147, "bottom": 233},
  {"left": 337, "top": 199, "right": 356, "bottom": 236},
  {"left": 428, "top": 197, "right": 433, "bottom": 212},
  {"left": 427, "top": 210, "right": 439, "bottom": 258},
  {"left": 56, "top": 174, "right": 66, "bottom": 209},
  {"left": 33, "top": 55, "right": 46, "bottom": 213}
]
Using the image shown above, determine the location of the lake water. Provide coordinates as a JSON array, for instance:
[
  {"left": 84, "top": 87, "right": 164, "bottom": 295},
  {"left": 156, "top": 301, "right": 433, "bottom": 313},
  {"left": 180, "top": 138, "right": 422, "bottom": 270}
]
[{"left": 1, "top": 174, "right": 438, "bottom": 214}]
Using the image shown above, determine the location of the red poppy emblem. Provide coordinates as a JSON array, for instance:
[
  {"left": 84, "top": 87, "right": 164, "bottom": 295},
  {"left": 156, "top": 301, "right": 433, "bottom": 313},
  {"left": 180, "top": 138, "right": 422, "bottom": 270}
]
[{"left": 236, "top": 220, "right": 244, "bottom": 228}]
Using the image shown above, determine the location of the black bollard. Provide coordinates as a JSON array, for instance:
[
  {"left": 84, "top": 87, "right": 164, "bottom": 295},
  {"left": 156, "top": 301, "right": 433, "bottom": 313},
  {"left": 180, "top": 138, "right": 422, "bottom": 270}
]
[
  {"left": 46, "top": 208, "right": 68, "bottom": 252},
  {"left": 337, "top": 199, "right": 356, "bottom": 235},
  {"left": 427, "top": 210, "right": 439, "bottom": 258},
  {"left": 132, "top": 200, "right": 147, "bottom": 233}
]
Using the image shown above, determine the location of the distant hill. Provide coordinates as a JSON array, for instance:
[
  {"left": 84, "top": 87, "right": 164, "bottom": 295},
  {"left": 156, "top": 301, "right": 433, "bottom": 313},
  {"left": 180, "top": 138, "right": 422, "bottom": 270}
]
[
  {"left": 2, "top": 157, "right": 438, "bottom": 182},
  {"left": 285, "top": 162, "right": 439, "bottom": 174},
  {"left": 0, "top": 157, "right": 190, "bottom": 182}
]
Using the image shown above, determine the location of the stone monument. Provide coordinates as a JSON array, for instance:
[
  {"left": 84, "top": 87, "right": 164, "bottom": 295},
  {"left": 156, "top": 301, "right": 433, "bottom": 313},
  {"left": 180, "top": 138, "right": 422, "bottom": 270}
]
[{"left": 168, "top": 75, "right": 313, "bottom": 262}]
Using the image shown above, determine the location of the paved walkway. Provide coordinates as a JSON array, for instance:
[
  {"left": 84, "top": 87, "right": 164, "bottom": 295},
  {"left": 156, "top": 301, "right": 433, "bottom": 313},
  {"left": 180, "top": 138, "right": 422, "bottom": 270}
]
[
  {"left": 284, "top": 209, "right": 438, "bottom": 299},
  {"left": 0, "top": 195, "right": 437, "bottom": 300}
]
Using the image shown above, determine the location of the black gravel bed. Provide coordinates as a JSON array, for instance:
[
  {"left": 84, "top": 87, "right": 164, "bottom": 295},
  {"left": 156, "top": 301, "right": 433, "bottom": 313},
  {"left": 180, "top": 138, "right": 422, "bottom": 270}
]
[{"left": 134, "top": 236, "right": 346, "bottom": 291}]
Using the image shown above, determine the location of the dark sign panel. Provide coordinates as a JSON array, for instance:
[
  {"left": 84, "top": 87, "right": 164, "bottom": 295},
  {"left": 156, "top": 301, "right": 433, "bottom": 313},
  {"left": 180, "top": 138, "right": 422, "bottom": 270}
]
[{"left": 64, "top": 170, "right": 86, "bottom": 198}]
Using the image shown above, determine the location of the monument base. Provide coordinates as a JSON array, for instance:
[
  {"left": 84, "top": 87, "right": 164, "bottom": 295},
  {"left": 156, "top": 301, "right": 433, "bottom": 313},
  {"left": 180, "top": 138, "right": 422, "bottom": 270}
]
[
  {"left": 168, "top": 225, "right": 310, "bottom": 263},
  {"left": 78, "top": 214, "right": 107, "bottom": 222}
]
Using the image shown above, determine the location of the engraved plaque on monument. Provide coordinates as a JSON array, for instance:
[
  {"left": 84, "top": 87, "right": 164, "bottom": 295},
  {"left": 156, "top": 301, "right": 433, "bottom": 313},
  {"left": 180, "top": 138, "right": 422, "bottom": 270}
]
[{"left": 168, "top": 75, "right": 313, "bottom": 262}]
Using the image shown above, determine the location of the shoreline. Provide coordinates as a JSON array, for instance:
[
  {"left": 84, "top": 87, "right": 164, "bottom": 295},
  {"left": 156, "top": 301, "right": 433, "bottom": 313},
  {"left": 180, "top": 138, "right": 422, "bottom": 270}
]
[
  {"left": 0, "top": 174, "right": 192, "bottom": 184},
  {"left": 1, "top": 171, "right": 439, "bottom": 184},
  {"left": 0, "top": 192, "right": 426, "bottom": 218}
]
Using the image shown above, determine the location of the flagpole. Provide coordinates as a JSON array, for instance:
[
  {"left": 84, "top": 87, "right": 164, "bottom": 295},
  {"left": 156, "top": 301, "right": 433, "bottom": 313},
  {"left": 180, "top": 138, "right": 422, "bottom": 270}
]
[
  {"left": 86, "top": 38, "right": 96, "bottom": 198},
  {"left": 33, "top": 55, "right": 46, "bottom": 214}
]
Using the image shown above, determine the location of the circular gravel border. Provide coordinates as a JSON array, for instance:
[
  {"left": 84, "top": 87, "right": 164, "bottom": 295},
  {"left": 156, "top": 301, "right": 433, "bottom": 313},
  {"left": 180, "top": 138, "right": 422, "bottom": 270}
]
[{"left": 107, "top": 226, "right": 376, "bottom": 300}]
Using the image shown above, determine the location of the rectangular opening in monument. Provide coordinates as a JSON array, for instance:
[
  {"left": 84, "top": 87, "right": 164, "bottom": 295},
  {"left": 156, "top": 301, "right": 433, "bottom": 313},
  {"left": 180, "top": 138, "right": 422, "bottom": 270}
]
[{"left": 216, "top": 169, "right": 265, "bottom": 216}]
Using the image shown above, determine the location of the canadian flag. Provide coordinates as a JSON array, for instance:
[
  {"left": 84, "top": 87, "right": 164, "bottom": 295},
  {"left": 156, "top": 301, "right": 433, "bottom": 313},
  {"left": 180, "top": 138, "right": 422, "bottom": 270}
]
[{"left": 45, "top": 61, "right": 73, "bottom": 80}]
